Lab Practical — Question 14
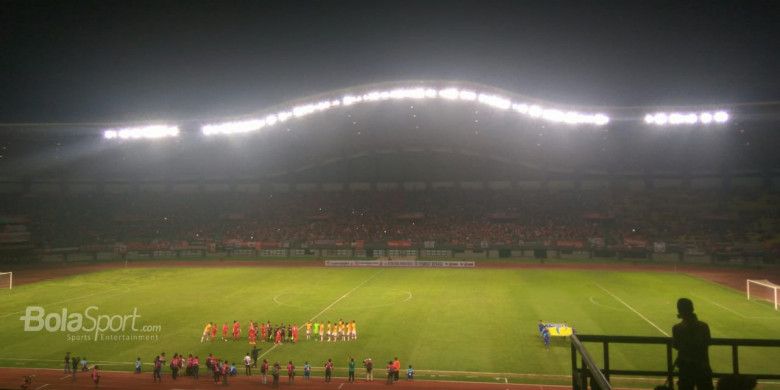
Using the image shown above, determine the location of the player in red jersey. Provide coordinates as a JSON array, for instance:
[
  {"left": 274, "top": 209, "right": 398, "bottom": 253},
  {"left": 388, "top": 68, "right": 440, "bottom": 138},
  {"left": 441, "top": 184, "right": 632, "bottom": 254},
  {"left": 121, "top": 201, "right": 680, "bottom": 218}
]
[
  {"left": 211, "top": 322, "right": 217, "bottom": 341},
  {"left": 292, "top": 324, "right": 299, "bottom": 343},
  {"left": 232, "top": 320, "right": 241, "bottom": 341},
  {"left": 221, "top": 323, "right": 229, "bottom": 342},
  {"left": 248, "top": 324, "right": 257, "bottom": 346},
  {"left": 260, "top": 322, "right": 267, "bottom": 342}
]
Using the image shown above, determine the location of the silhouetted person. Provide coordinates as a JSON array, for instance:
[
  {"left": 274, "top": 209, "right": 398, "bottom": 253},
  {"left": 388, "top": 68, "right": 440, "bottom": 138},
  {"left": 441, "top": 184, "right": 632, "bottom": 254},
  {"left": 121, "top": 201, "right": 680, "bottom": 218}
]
[{"left": 672, "top": 298, "right": 713, "bottom": 390}]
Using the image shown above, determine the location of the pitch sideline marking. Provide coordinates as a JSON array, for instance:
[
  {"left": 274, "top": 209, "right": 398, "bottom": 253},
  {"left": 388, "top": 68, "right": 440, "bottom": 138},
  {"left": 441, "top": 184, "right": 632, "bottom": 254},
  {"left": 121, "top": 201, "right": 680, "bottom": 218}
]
[
  {"left": 258, "top": 269, "right": 384, "bottom": 359},
  {"left": 595, "top": 283, "right": 669, "bottom": 337},
  {"left": 695, "top": 295, "right": 779, "bottom": 320},
  {"left": 695, "top": 295, "right": 747, "bottom": 319},
  {"left": 588, "top": 296, "right": 622, "bottom": 311},
  {"left": 34, "top": 384, "right": 49, "bottom": 390}
]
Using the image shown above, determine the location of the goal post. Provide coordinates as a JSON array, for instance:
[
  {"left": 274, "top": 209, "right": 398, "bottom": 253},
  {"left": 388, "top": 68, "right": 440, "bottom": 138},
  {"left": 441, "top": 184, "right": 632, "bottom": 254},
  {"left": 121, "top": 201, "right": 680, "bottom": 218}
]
[
  {"left": 746, "top": 279, "right": 779, "bottom": 310},
  {"left": 0, "top": 272, "right": 12, "bottom": 290}
]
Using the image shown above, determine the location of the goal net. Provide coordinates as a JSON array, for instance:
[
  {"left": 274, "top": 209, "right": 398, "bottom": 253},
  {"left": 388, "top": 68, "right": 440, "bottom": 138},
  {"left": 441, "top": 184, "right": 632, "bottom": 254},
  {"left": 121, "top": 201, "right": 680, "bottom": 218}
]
[
  {"left": 0, "top": 272, "right": 12, "bottom": 290},
  {"left": 746, "top": 279, "right": 779, "bottom": 310}
]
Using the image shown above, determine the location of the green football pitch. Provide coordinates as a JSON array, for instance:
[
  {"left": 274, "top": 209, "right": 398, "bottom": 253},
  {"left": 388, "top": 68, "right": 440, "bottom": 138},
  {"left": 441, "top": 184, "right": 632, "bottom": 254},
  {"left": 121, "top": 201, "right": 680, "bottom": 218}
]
[{"left": 0, "top": 266, "right": 778, "bottom": 385}]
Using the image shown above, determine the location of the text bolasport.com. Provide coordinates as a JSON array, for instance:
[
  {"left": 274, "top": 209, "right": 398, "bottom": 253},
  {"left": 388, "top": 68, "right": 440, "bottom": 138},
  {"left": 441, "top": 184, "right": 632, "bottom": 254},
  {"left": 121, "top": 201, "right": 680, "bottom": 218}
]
[{"left": 19, "top": 306, "right": 162, "bottom": 342}]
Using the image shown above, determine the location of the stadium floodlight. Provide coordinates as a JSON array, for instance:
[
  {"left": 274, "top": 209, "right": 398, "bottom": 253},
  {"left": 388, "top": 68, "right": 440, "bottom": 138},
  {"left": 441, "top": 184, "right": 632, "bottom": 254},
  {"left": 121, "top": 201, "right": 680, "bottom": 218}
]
[
  {"left": 196, "top": 83, "right": 613, "bottom": 138},
  {"left": 342, "top": 95, "right": 362, "bottom": 106},
  {"left": 644, "top": 110, "right": 729, "bottom": 126},
  {"left": 593, "top": 113, "right": 610, "bottom": 125},
  {"left": 202, "top": 119, "right": 266, "bottom": 136},
  {"left": 512, "top": 103, "right": 529, "bottom": 114},
  {"left": 278, "top": 111, "right": 293, "bottom": 122},
  {"left": 477, "top": 93, "right": 511, "bottom": 110},
  {"left": 458, "top": 90, "right": 477, "bottom": 101},
  {"left": 438, "top": 88, "right": 460, "bottom": 100},
  {"left": 542, "top": 109, "right": 565, "bottom": 122},
  {"left": 713, "top": 111, "right": 729, "bottom": 123},
  {"left": 103, "top": 125, "right": 179, "bottom": 140}
]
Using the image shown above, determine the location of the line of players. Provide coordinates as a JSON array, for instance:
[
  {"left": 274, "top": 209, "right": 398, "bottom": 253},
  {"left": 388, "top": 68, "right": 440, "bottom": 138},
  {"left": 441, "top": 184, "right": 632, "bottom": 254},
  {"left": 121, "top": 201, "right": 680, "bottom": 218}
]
[{"left": 200, "top": 319, "right": 358, "bottom": 344}]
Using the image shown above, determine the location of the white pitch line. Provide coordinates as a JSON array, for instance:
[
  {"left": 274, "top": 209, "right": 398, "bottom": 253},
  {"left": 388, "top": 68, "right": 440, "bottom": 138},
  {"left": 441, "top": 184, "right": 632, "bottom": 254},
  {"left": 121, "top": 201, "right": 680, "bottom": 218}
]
[
  {"left": 34, "top": 384, "right": 49, "bottom": 390},
  {"left": 595, "top": 283, "right": 669, "bottom": 337},
  {"left": 258, "top": 269, "right": 383, "bottom": 359},
  {"left": 698, "top": 296, "right": 747, "bottom": 319}
]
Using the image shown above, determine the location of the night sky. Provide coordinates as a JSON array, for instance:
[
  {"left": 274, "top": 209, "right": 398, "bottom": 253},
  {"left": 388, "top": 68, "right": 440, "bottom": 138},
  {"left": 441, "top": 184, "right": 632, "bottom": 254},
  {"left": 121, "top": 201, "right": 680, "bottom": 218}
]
[{"left": 2, "top": 0, "right": 779, "bottom": 124}]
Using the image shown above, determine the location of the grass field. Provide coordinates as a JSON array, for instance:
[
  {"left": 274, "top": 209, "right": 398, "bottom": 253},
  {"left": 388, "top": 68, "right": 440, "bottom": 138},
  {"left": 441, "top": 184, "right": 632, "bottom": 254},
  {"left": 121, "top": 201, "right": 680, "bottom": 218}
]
[{"left": 0, "top": 266, "right": 778, "bottom": 385}]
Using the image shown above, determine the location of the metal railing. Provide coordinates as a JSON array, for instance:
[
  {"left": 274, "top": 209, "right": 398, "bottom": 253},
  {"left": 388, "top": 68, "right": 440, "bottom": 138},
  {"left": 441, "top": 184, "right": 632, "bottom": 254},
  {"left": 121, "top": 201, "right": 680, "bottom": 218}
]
[{"left": 571, "top": 334, "right": 780, "bottom": 390}]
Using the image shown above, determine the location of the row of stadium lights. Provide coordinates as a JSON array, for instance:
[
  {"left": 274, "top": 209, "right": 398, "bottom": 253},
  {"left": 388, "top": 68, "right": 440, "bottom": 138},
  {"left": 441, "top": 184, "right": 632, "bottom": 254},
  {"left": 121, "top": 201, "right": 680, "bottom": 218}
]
[
  {"left": 643, "top": 111, "right": 729, "bottom": 125},
  {"left": 102, "top": 86, "right": 730, "bottom": 140}
]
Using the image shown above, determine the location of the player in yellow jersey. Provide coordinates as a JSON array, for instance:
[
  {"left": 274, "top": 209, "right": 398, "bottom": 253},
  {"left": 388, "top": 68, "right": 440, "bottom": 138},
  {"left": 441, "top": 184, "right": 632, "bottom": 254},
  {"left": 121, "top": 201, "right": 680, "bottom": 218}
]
[
  {"left": 339, "top": 322, "right": 347, "bottom": 341},
  {"left": 305, "top": 322, "right": 312, "bottom": 340},
  {"left": 349, "top": 320, "right": 357, "bottom": 340},
  {"left": 201, "top": 322, "right": 213, "bottom": 343},
  {"left": 326, "top": 321, "right": 333, "bottom": 342},
  {"left": 318, "top": 322, "right": 325, "bottom": 342}
]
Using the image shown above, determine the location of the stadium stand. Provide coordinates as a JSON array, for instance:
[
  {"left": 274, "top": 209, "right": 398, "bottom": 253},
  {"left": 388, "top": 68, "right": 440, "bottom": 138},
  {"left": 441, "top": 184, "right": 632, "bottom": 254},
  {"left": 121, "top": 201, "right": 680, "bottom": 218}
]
[{"left": 1, "top": 188, "right": 777, "bottom": 263}]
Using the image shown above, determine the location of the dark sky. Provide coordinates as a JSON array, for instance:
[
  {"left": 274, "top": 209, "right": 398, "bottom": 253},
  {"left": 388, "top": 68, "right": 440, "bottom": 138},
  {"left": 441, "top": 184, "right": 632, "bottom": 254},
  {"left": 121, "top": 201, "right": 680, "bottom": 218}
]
[{"left": 1, "top": 0, "right": 779, "bottom": 123}]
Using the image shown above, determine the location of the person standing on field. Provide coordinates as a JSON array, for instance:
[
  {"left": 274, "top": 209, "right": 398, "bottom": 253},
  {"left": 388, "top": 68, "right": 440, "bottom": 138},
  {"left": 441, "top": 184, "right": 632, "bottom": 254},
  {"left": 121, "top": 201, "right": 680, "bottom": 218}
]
[
  {"left": 91, "top": 365, "right": 100, "bottom": 387},
  {"left": 348, "top": 357, "right": 356, "bottom": 382},
  {"left": 324, "top": 358, "right": 333, "bottom": 383},
  {"left": 71, "top": 356, "right": 79, "bottom": 381},
  {"left": 244, "top": 353, "right": 251, "bottom": 375},
  {"left": 153, "top": 356, "right": 162, "bottom": 383},
  {"left": 192, "top": 356, "right": 200, "bottom": 379},
  {"left": 272, "top": 362, "right": 280, "bottom": 388},
  {"left": 363, "top": 358, "right": 373, "bottom": 381},
  {"left": 64, "top": 352, "right": 71, "bottom": 373},
  {"left": 672, "top": 298, "right": 713, "bottom": 390},
  {"left": 386, "top": 361, "right": 394, "bottom": 385},
  {"left": 303, "top": 361, "right": 311, "bottom": 381},
  {"left": 232, "top": 320, "right": 241, "bottom": 341},
  {"left": 260, "top": 359, "right": 269, "bottom": 384},
  {"left": 201, "top": 322, "right": 212, "bottom": 343},
  {"left": 251, "top": 346, "right": 259, "bottom": 368},
  {"left": 287, "top": 360, "right": 295, "bottom": 384}
]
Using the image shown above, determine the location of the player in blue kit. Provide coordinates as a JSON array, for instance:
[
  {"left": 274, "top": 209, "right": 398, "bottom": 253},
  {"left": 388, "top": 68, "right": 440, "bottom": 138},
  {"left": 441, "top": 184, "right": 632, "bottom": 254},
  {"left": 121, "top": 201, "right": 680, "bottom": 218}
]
[{"left": 543, "top": 328, "right": 551, "bottom": 350}]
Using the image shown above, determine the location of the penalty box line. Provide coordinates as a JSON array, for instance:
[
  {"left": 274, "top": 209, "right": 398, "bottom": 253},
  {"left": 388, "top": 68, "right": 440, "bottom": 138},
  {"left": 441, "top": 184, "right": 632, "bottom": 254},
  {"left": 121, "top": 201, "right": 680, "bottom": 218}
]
[
  {"left": 258, "top": 269, "right": 384, "bottom": 359},
  {"left": 595, "top": 283, "right": 669, "bottom": 337}
]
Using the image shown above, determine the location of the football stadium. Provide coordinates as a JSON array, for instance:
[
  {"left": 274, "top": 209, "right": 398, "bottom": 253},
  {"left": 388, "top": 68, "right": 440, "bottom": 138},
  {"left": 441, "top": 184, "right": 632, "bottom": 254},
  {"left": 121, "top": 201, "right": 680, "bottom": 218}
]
[{"left": 1, "top": 2, "right": 779, "bottom": 390}]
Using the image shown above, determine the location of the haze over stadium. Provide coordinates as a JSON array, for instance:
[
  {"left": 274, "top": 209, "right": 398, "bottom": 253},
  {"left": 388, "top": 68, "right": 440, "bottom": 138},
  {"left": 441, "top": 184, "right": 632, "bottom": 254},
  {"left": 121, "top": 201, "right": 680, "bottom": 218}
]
[{"left": 1, "top": 1, "right": 779, "bottom": 390}]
